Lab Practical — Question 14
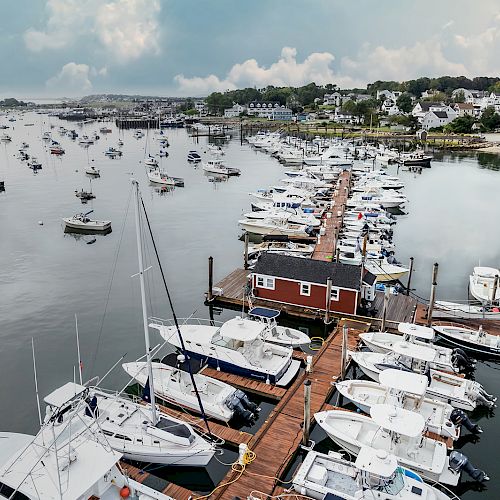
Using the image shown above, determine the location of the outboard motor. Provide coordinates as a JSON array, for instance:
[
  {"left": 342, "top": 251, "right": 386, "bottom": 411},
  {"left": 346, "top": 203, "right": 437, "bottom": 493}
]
[
  {"left": 451, "top": 348, "right": 475, "bottom": 374},
  {"left": 225, "top": 389, "right": 260, "bottom": 423},
  {"left": 449, "top": 451, "right": 489, "bottom": 482},
  {"left": 475, "top": 385, "right": 497, "bottom": 408},
  {"left": 450, "top": 408, "right": 482, "bottom": 434}
]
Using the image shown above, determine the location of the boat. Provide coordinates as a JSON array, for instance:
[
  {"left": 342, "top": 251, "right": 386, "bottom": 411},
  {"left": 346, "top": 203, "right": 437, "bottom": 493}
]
[
  {"left": 41, "top": 132, "right": 51, "bottom": 140},
  {"left": 238, "top": 218, "right": 313, "bottom": 237},
  {"left": 0, "top": 413, "right": 175, "bottom": 499},
  {"left": 359, "top": 322, "right": 474, "bottom": 374},
  {"left": 144, "top": 155, "right": 159, "bottom": 167},
  {"left": 292, "top": 448, "right": 451, "bottom": 500},
  {"left": 315, "top": 406, "right": 488, "bottom": 486},
  {"left": 134, "top": 129, "right": 145, "bottom": 138},
  {"left": 433, "top": 323, "right": 500, "bottom": 357},
  {"left": 100, "top": 126, "right": 112, "bottom": 133},
  {"left": 432, "top": 300, "right": 500, "bottom": 320},
  {"left": 349, "top": 348, "right": 496, "bottom": 410},
  {"left": 63, "top": 211, "right": 111, "bottom": 232},
  {"left": 85, "top": 165, "right": 100, "bottom": 176},
  {"left": 147, "top": 167, "right": 184, "bottom": 186},
  {"left": 50, "top": 145, "right": 65, "bottom": 155},
  {"left": 79, "top": 135, "right": 94, "bottom": 145},
  {"left": 336, "top": 370, "right": 463, "bottom": 440},
  {"left": 152, "top": 316, "right": 301, "bottom": 386},
  {"left": 187, "top": 150, "right": 202, "bottom": 162},
  {"left": 0, "top": 133, "right": 12, "bottom": 142},
  {"left": 104, "top": 147, "right": 122, "bottom": 157},
  {"left": 75, "top": 188, "right": 95, "bottom": 202},
  {"left": 202, "top": 159, "right": 240, "bottom": 176},
  {"left": 399, "top": 152, "right": 433, "bottom": 167},
  {"left": 28, "top": 158, "right": 42, "bottom": 170},
  {"left": 243, "top": 208, "right": 320, "bottom": 227},
  {"left": 247, "top": 241, "right": 315, "bottom": 259},
  {"left": 247, "top": 307, "right": 311, "bottom": 347},
  {"left": 122, "top": 361, "right": 259, "bottom": 423},
  {"left": 469, "top": 266, "right": 500, "bottom": 303}
]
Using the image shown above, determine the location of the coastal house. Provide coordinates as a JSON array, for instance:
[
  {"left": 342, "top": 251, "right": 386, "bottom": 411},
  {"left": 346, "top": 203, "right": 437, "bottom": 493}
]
[
  {"left": 452, "top": 102, "right": 478, "bottom": 117},
  {"left": 224, "top": 103, "right": 247, "bottom": 118},
  {"left": 251, "top": 253, "right": 376, "bottom": 315},
  {"left": 323, "top": 92, "right": 342, "bottom": 106},
  {"left": 376, "top": 90, "right": 402, "bottom": 102},
  {"left": 194, "top": 100, "right": 207, "bottom": 115},
  {"left": 482, "top": 93, "right": 500, "bottom": 113},
  {"left": 412, "top": 102, "right": 456, "bottom": 123},
  {"left": 451, "top": 88, "right": 489, "bottom": 106},
  {"left": 271, "top": 106, "right": 293, "bottom": 121},
  {"left": 247, "top": 101, "right": 280, "bottom": 118},
  {"left": 421, "top": 109, "right": 458, "bottom": 130},
  {"left": 381, "top": 99, "right": 400, "bottom": 116}
]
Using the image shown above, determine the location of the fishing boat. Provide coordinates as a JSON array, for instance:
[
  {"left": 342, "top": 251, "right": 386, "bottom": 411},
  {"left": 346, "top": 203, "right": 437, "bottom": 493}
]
[
  {"left": 238, "top": 218, "right": 313, "bottom": 237},
  {"left": 85, "top": 165, "right": 100, "bottom": 176},
  {"left": 349, "top": 348, "right": 496, "bottom": 410},
  {"left": 433, "top": 323, "right": 500, "bottom": 357},
  {"left": 469, "top": 266, "right": 500, "bottom": 303},
  {"left": 336, "top": 370, "right": 463, "bottom": 440},
  {"left": 63, "top": 211, "right": 111, "bottom": 231},
  {"left": 202, "top": 159, "right": 240, "bottom": 176},
  {"left": 292, "top": 448, "right": 451, "bottom": 500},
  {"left": 100, "top": 126, "right": 112, "bottom": 133},
  {"left": 315, "top": 406, "right": 488, "bottom": 486},
  {"left": 147, "top": 167, "right": 184, "bottom": 186},
  {"left": 122, "top": 361, "right": 259, "bottom": 423},
  {"left": 187, "top": 150, "right": 202, "bottom": 162},
  {"left": 152, "top": 316, "right": 301, "bottom": 386}
]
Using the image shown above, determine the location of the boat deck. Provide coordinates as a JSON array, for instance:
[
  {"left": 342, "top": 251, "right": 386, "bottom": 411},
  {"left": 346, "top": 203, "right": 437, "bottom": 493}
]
[{"left": 312, "top": 169, "right": 351, "bottom": 261}]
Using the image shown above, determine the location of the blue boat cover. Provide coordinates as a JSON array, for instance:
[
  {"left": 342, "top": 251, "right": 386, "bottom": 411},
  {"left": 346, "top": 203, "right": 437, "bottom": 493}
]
[{"left": 249, "top": 307, "right": 280, "bottom": 319}]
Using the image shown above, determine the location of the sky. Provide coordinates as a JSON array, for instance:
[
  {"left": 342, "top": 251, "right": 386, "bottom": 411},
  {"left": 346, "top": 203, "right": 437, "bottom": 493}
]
[{"left": 1, "top": 0, "right": 500, "bottom": 98}]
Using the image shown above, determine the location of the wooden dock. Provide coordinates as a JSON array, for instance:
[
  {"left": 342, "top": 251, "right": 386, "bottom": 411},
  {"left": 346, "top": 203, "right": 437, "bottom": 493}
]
[{"left": 312, "top": 170, "right": 351, "bottom": 261}]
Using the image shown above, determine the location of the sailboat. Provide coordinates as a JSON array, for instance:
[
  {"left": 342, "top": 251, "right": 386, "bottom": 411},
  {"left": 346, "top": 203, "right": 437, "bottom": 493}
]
[{"left": 50, "top": 181, "right": 216, "bottom": 466}]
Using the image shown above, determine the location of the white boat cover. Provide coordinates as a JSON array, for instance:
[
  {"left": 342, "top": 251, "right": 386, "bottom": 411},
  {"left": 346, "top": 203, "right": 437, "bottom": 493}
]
[{"left": 369, "top": 404, "right": 425, "bottom": 437}]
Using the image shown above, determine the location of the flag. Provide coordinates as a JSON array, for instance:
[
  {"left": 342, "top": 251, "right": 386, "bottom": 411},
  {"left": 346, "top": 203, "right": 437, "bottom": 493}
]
[
  {"left": 357, "top": 212, "right": 363, "bottom": 220},
  {"left": 142, "top": 377, "right": 151, "bottom": 402}
]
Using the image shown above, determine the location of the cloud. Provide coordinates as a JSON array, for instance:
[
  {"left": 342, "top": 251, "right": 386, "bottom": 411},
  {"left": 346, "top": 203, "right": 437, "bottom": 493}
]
[
  {"left": 46, "top": 62, "right": 93, "bottom": 92},
  {"left": 24, "top": 0, "right": 160, "bottom": 63},
  {"left": 174, "top": 47, "right": 339, "bottom": 96}
]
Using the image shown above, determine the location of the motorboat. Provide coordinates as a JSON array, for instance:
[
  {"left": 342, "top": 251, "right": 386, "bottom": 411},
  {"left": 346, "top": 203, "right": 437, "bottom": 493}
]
[
  {"left": 41, "top": 131, "right": 51, "bottom": 140},
  {"left": 247, "top": 307, "right": 311, "bottom": 347},
  {"left": 432, "top": 300, "right": 500, "bottom": 320},
  {"left": 315, "top": 406, "right": 487, "bottom": 486},
  {"left": 187, "top": 150, "right": 202, "bottom": 162},
  {"left": 247, "top": 241, "right": 315, "bottom": 259},
  {"left": 134, "top": 129, "right": 145, "bottom": 138},
  {"left": 243, "top": 208, "right": 320, "bottom": 228},
  {"left": 0, "top": 133, "right": 11, "bottom": 142},
  {"left": 349, "top": 348, "right": 496, "bottom": 410},
  {"left": 75, "top": 188, "right": 95, "bottom": 202},
  {"left": 151, "top": 316, "right": 301, "bottom": 386},
  {"left": 147, "top": 167, "right": 184, "bottom": 186},
  {"left": 433, "top": 324, "right": 500, "bottom": 357},
  {"left": 359, "top": 322, "right": 474, "bottom": 374},
  {"left": 63, "top": 211, "right": 111, "bottom": 231},
  {"left": 202, "top": 159, "right": 240, "bottom": 176},
  {"left": 469, "top": 266, "right": 500, "bottom": 303},
  {"left": 79, "top": 135, "right": 94, "bottom": 145},
  {"left": 144, "top": 155, "right": 159, "bottom": 167},
  {"left": 363, "top": 259, "right": 409, "bottom": 282},
  {"left": 43, "top": 382, "right": 215, "bottom": 466},
  {"left": 100, "top": 126, "right": 112, "bottom": 133},
  {"left": 399, "top": 152, "right": 433, "bottom": 167},
  {"left": 105, "top": 147, "right": 122, "bottom": 157},
  {"left": 50, "top": 145, "right": 65, "bottom": 155},
  {"left": 336, "top": 370, "right": 463, "bottom": 440},
  {"left": 122, "top": 361, "right": 259, "bottom": 423},
  {"left": 28, "top": 158, "right": 42, "bottom": 170},
  {"left": 238, "top": 218, "right": 313, "bottom": 237},
  {"left": 85, "top": 165, "right": 100, "bottom": 176},
  {"left": 292, "top": 447, "right": 451, "bottom": 500}
]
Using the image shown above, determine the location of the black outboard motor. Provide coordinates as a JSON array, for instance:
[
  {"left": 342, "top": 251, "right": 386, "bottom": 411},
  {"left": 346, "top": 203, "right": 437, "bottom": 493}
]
[
  {"left": 450, "top": 408, "right": 482, "bottom": 434},
  {"left": 225, "top": 389, "right": 260, "bottom": 423},
  {"left": 451, "top": 348, "right": 475, "bottom": 373},
  {"left": 449, "top": 450, "right": 489, "bottom": 482}
]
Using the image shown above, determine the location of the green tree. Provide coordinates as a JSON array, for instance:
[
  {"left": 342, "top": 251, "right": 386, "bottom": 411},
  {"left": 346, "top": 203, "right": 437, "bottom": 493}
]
[
  {"left": 396, "top": 93, "right": 413, "bottom": 113},
  {"left": 480, "top": 106, "right": 500, "bottom": 131},
  {"left": 453, "top": 91, "right": 465, "bottom": 103},
  {"left": 445, "top": 115, "right": 476, "bottom": 133}
]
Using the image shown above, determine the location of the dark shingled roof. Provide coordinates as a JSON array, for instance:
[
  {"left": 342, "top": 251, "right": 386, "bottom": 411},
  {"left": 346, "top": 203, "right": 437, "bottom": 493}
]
[
  {"left": 433, "top": 111, "right": 448, "bottom": 119},
  {"left": 418, "top": 102, "right": 442, "bottom": 111},
  {"left": 253, "top": 253, "right": 376, "bottom": 290}
]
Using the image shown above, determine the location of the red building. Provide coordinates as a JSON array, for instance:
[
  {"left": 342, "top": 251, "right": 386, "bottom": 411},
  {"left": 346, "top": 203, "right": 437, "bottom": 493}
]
[{"left": 252, "top": 253, "right": 376, "bottom": 315}]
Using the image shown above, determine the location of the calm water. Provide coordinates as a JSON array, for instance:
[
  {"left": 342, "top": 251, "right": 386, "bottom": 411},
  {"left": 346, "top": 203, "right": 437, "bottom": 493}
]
[{"left": 1, "top": 113, "right": 500, "bottom": 498}]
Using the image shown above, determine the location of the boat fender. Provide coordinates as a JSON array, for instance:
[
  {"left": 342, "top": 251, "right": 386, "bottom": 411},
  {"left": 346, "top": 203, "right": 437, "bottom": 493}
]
[
  {"left": 448, "top": 451, "right": 489, "bottom": 482},
  {"left": 450, "top": 409, "right": 482, "bottom": 434}
]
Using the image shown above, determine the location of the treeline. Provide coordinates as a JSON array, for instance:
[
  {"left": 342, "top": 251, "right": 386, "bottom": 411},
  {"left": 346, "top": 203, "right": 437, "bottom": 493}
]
[{"left": 0, "top": 98, "right": 28, "bottom": 107}]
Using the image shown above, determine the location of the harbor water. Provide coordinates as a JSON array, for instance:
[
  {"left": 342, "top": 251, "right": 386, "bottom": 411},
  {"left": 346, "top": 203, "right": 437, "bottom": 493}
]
[{"left": 1, "top": 112, "right": 500, "bottom": 498}]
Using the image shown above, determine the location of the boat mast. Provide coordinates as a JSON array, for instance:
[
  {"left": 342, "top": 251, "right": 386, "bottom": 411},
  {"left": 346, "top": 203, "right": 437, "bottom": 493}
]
[{"left": 132, "top": 179, "right": 158, "bottom": 425}]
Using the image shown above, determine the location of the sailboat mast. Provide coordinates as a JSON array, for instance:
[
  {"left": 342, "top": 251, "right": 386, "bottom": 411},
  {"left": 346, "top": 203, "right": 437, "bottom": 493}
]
[{"left": 132, "top": 179, "right": 158, "bottom": 424}]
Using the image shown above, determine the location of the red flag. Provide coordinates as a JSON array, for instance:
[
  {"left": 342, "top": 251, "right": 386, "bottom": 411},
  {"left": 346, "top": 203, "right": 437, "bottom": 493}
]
[{"left": 357, "top": 212, "right": 363, "bottom": 220}]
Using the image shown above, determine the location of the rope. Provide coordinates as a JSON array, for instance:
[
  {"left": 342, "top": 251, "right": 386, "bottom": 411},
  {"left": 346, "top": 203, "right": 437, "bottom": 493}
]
[{"left": 309, "top": 337, "right": 324, "bottom": 351}]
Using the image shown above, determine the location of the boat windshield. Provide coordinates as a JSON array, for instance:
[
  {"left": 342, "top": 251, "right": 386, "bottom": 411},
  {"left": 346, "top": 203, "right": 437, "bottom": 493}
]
[
  {"left": 362, "top": 468, "right": 405, "bottom": 495},
  {"left": 211, "top": 332, "right": 244, "bottom": 350}
]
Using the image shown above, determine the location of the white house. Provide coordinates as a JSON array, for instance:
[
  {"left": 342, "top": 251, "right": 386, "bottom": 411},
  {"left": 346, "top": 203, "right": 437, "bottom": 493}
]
[
  {"left": 376, "top": 90, "right": 402, "bottom": 102},
  {"left": 381, "top": 98, "right": 400, "bottom": 116},
  {"left": 421, "top": 109, "right": 458, "bottom": 130},
  {"left": 247, "top": 101, "right": 280, "bottom": 118},
  {"left": 412, "top": 102, "right": 454, "bottom": 121},
  {"left": 271, "top": 106, "right": 293, "bottom": 121},
  {"left": 481, "top": 93, "right": 500, "bottom": 113},
  {"left": 323, "top": 92, "right": 342, "bottom": 106},
  {"left": 194, "top": 100, "right": 207, "bottom": 115},
  {"left": 451, "top": 88, "right": 489, "bottom": 106},
  {"left": 452, "top": 102, "right": 478, "bottom": 117},
  {"left": 224, "top": 103, "right": 246, "bottom": 118}
]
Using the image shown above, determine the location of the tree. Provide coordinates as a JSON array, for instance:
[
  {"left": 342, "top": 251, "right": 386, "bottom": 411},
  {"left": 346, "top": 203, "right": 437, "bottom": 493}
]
[
  {"left": 445, "top": 115, "right": 476, "bottom": 134},
  {"left": 453, "top": 91, "right": 465, "bottom": 103},
  {"left": 396, "top": 93, "right": 413, "bottom": 113},
  {"left": 480, "top": 106, "right": 500, "bottom": 131}
]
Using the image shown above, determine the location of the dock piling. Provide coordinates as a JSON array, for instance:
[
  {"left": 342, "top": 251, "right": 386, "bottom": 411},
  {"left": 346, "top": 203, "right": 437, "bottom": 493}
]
[
  {"left": 325, "top": 277, "right": 332, "bottom": 323},
  {"left": 491, "top": 274, "right": 499, "bottom": 304},
  {"left": 302, "top": 379, "right": 311, "bottom": 446},
  {"left": 243, "top": 232, "right": 249, "bottom": 270},
  {"left": 427, "top": 262, "right": 439, "bottom": 326},
  {"left": 381, "top": 287, "right": 390, "bottom": 331},
  {"left": 406, "top": 257, "right": 414, "bottom": 296},
  {"left": 208, "top": 256, "right": 214, "bottom": 302},
  {"left": 340, "top": 324, "right": 348, "bottom": 380}
]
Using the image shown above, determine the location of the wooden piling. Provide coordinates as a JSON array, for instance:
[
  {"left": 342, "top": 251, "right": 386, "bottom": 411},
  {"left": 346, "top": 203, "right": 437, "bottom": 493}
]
[
  {"left": 406, "top": 257, "right": 414, "bottom": 296},
  {"left": 302, "top": 379, "right": 311, "bottom": 446},
  {"left": 208, "top": 256, "right": 214, "bottom": 302},
  {"left": 427, "top": 263, "right": 439, "bottom": 326}
]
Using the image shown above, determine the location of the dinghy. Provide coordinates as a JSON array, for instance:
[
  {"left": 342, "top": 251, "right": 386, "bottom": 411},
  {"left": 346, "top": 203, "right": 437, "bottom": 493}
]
[
  {"left": 433, "top": 323, "right": 500, "bottom": 357},
  {"left": 469, "top": 266, "right": 500, "bottom": 303}
]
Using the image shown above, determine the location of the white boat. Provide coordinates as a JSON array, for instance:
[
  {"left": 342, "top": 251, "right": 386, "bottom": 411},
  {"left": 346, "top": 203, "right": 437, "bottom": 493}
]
[
  {"left": 63, "top": 211, "right": 111, "bottom": 231},
  {"left": 187, "top": 150, "right": 201, "bottom": 162},
  {"left": 85, "top": 166, "right": 100, "bottom": 176},
  {"left": 41, "top": 131, "right": 51, "bottom": 140},
  {"left": 0, "top": 133, "right": 12, "bottom": 142},
  {"left": 469, "top": 266, "right": 500, "bottom": 303},
  {"left": 122, "top": 361, "right": 259, "bottom": 423},
  {"left": 433, "top": 323, "right": 500, "bottom": 357},
  {"left": 147, "top": 167, "right": 184, "bottom": 186},
  {"left": 144, "top": 155, "right": 159, "bottom": 167},
  {"left": 202, "top": 159, "right": 240, "bottom": 176},
  {"left": 349, "top": 348, "right": 496, "bottom": 410},
  {"left": 363, "top": 259, "right": 409, "bottom": 282},
  {"left": 134, "top": 130, "right": 145, "bottom": 138},
  {"left": 243, "top": 208, "right": 320, "bottom": 228},
  {"left": 336, "top": 370, "right": 460, "bottom": 440},
  {"left": 315, "top": 406, "right": 485, "bottom": 486},
  {"left": 238, "top": 218, "right": 312, "bottom": 237},
  {"left": 432, "top": 300, "right": 500, "bottom": 320},
  {"left": 292, "top": 448, "right": 451, "bottom": 500},
  {"left": 105, "top": 147, "right": 122, "bottom": 157},
  {"left": 79, "top": 135, "right": 94, "bottom": 145},
  {"left": 152, "top": 316, "right": 301, "bottom": 386}
]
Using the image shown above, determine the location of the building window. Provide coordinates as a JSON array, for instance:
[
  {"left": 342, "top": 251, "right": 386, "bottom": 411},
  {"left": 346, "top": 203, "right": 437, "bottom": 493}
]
[
  {"left": 330, "top": 287, "right": 340, "bottom": 301},
  {"left": 300, "top": 283, "right": 311, "bottom": 296},
  {"left": 256, "top": 275, "right": 275, "bottom": 290}
]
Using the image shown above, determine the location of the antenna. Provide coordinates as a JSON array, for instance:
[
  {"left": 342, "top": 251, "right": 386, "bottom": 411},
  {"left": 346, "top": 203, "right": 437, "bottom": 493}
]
[
  {"left": 75, "top": 314, "right": 83, "bottom": 385},
  {"left": 31, "top": 338, "right": 43, "bottom": 427}
]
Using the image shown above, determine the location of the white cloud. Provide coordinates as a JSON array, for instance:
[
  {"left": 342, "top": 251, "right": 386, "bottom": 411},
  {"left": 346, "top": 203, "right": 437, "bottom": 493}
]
[
  {"left": 174, "top": 47, "right": 339, "bottom": 96},
  {"left": 24, "top": 0, "right": 160, "bottom": 63},
  {"left": 46, "top": 62, "right": 93, "bottom": 93}
]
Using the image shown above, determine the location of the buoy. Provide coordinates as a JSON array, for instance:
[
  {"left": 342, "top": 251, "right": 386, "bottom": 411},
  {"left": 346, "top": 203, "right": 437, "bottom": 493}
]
[{"left": 119, "top": 486, "right": 130, "bottom": 498}]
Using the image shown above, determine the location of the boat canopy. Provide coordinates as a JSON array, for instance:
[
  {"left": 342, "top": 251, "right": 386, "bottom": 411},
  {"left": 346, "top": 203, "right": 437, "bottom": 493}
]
[
  {"left": 248, "top": 307, "right": 280, "bottom": 319},
  {"left": 354, "top": 446, "right": 398, "bottom": 477},
  {"left": 370, "top": 404, "right": 425, "bottom": 437},
  {"left": 379, "top": 369, "right": 427, "bottom": 396},
  {"left": 392, "top": 341, "right": 436, "bottom": 362},
  {"left": 219, "top": 317, "right": 266, "bottom": 341},
  {"left": 398, "top": 322, "right": 435, "bottom": 340},
  {"left": 474, "top": 266, "right": 500, "bottom": 277},
  {"left": 43, "top": 382, "right": 87, "bottom": 408}
]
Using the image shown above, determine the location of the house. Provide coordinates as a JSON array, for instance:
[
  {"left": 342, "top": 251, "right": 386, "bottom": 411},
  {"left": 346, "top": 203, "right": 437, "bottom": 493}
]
[
  {"left": 421, "top": 109, "right": 458, "bottom": 130},
  {"left": 482, "top": 92, "right": 500, "bottom": 113},
  {"left": 376, "top": 90, "right": 402, "bottom": 102},
  {"left": 451, "top": 88, "right": 489, "bottom": 105},
  {"left": 271, "top": 106, "right": 293, "bottom": 121},
  {"left": 412, "top": 101, "right": 447, "bottom": 119},
  {"left": 247, "top": 101, "right": 280, "bottom": 118},
  {"left": 251, "top": 253, "right": 376, "bottom": 315},
  {"left": 224, "top": 103, "right": 247, "bottom": 118},
  {"left": 381, "top": 98, "right": 400, "bottom": 116},
  {"left": 323, "top": 92, "right": 342, "bottom": 106},
  {"left": 194, "top": 100, "right": 207, "bottom": 115},
  {"left": 452, "top": 102, "right": 478, "bottom": 117}
]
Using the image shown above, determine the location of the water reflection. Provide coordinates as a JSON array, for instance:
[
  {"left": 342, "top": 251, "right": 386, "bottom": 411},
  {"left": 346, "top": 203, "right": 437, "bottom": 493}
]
[{"left": 477, "top": 152, "right": 500, "bottom": 171}]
